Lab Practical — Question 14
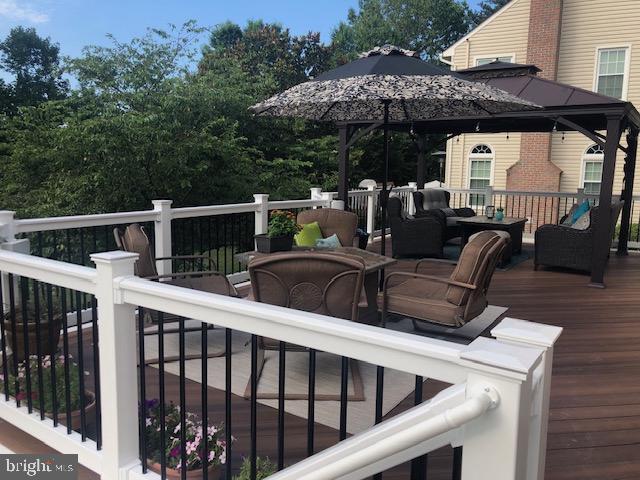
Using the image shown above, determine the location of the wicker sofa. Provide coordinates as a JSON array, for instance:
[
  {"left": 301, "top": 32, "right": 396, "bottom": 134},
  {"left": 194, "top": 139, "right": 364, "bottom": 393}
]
[
  {"left": 534, "top": 201, "right": 624, "bottom": 273},
  {"left": 413, "top": 189, "right": 476, "bottom": 240}
]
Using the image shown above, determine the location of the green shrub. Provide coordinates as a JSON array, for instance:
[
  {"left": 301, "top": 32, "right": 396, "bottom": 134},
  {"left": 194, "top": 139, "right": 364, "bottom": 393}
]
[{"left": 233, "top": 456, "right": 276, "bottom": 480}]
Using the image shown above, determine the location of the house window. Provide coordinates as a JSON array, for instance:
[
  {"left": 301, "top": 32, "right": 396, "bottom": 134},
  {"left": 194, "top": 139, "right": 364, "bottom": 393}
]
[
  {"left": 595, "top": 47, "right": 629, "bottom": 99},
  {"left": 476, "top": 55, "right": 513, "bottom": 66},
  {"left": 469, "top": 144, "right": 493, "bottom": 206},
  {"left": 582, "top": 144, "right": 604, "bottom": 195}
]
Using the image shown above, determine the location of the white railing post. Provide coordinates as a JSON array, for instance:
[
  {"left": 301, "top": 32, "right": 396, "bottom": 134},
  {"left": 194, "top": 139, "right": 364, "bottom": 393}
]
[
  {"left": 91, "top": 251, "right": 140, "bottom": 480},
  {"left": 458, "top": 336, "right": 544, "bottom": 480},
  {"left": 366, "top": 185, "right": 376, "bottom": 241},
  {"left": 254, "top": 194, "right": 269, "bottom": 249},
  {"left": 152, "top": 200, "right": 173, "bottom": 277},
  {"left": 576, "top": 187, "right": 585, "bottom": 204},
  {"left": 0, "top": 211, "right": 29, "bottom": 309},
  {"left": 485, "top": 185, "right": 494, "bottom": 208},
  {"left": 320, "top": 191, "right": 335, "bottom": 209},
  {"left": 408, "top": 182, "right": 418, "bottom": 215},
  {"left": 491, "top": 318, "right": 563, "bottom": 480},
  {"left": 0, "top": 210, "right": 17, "bottom": 243},
  {"left": 310, "top": 187, "right": 322, "bottom": 209}
]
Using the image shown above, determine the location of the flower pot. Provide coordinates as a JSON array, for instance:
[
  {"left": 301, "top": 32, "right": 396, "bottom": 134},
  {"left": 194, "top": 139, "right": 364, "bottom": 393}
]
[
  {"left": 3, "top": 310, "right": 62, "bottom": 363},
  {"left": 58, "top": 390, "right": 97, "bottom": 431},
  {"left": 254, "top": 234, "right": 293, "bottom": 253},
  {"left": 148, "top": 461, "right": 219, "bottom": 479}
]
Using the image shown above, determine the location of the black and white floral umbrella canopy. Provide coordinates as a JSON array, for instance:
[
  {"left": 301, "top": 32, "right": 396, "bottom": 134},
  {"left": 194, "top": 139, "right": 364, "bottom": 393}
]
[{"left": 250, "top": 45, "right": 538, "bottom": 121}]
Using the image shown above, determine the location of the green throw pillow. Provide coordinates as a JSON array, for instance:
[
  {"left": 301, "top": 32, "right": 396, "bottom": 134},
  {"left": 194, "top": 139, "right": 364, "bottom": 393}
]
[{"left": 295, "top": 221, "right": 323, "bottom": 246}]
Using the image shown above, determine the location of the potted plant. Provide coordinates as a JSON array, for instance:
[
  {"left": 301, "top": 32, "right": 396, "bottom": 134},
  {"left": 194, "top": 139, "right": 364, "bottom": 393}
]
[
  {"left": 495, "top": 207, "right": 505, "bottom": 221},
  {"left": 145, "top": 400, "right": 228, "bottom": 479},
  {"left": 233, "top": 456, "right": 276, "bottom": 480},
  {"left": 254, "top": 210, "right": 301, "bottom": 253},
  {"left": 2, "top": 295, "right": 63, "bottom": 363},
  {"left": 2, "top": 354, "right": 95, "bottom": 430}
]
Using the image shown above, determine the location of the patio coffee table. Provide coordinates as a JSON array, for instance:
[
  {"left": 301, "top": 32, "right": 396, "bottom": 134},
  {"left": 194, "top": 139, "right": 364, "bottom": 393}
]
[
  {"left": 457, "top": 216, "right": 528, "bottom": 265},
  {"left": 236, "top": 246, "right": 396, "bottom": 324}
]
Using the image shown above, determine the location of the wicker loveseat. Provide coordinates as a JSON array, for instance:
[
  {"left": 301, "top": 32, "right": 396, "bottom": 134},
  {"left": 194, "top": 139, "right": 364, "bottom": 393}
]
[
  {"left": 388, "top": 196, "right": 445, "bottom": 258},
  {"left": 534, "top": 201, "right": 624, "bottom": 273},
  {"left": 413, "top": 189, "right": 476, "bottom": 240}
]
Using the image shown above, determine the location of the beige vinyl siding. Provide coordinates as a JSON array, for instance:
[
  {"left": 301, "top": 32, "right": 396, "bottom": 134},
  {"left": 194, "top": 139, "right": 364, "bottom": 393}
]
[
  {"left": 450, "top": 0, "right": 530, "bottom": 70},
  {"left": 445, "top": 133, "right": 521, "bottom": 189},
  {"left": 552, "top": 0, "right": 639, "bottom": 194}
]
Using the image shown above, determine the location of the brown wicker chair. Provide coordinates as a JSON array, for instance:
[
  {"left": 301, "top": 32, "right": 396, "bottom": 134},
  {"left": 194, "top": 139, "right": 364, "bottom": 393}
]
[
  {"left": 388, "top": 196, "right": 445, "bottom": 258},
  {"left": 246, "top": 251, "right": 365, "bottom": 399},
  {"left": 297, "top": 208, "right": 359, "bottom": 247},
  {"left": 378, "top": 231, "right": 507, "bottom": 331},
  {"left": 413, "top": 189, "right": 476, "bottom": 241},
  {"left": 534, "top": 201, "right": 624, "bottom": 273}
]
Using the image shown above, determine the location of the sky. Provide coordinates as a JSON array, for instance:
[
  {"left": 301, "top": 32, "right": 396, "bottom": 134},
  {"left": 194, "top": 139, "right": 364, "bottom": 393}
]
[{"left": 0, "top": 0, "right": 483, "bottom": 60}]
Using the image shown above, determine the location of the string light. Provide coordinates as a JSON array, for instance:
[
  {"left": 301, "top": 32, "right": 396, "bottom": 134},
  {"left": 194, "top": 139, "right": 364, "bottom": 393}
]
[
  {"left": 506, "top": 132, "right": 510, "bottom": 140},
  {"left": 475, "top": 122, "right": 480, "bottom": 132},
  {"left": 561, "top": 131, "right": 565, "bottom": 141},
  {"left": 552, "top": 120, "right": 558, "bottom": 132}
]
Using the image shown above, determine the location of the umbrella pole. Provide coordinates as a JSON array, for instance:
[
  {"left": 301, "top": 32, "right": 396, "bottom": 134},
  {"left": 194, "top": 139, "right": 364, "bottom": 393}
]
[{"left": 380, "top": 100, "right": 391, "bottom": 288}]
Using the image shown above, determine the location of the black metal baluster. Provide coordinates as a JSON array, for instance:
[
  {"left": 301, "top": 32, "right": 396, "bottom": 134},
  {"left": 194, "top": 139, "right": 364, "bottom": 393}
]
[
  {"left": 19, "top": 276, "right": 32, "bottom": 413},
  {"left": 92, "top": 227, "right": 98, "bottom": 255},
  {"left": 411, "top": 376, "right": 427, "bottom": 480},
  {"left": 138, "top": 306, "right": 148, "bottom": 473},
  {"left": 216, "top": 217, "right": 221, "bottom": 274},
  {"left": 277, "top": 341, "right": 285, "bottom": 470},
  {"left": 225, "top": 328, "right": 232, "bottom": 480},
  {"left": 75, "top": 291, "right": 87, "bottom": 440},
  {"left": 339, "top": 356, "right": 349, "bottom": 441},
  {"left": 223, "top": 216, "right": 228, "bottom": 276},
  {"left": 190, "top": 219, "right": 196, "bottom": 259},
  {"left": 46, "top": 284, "right": 58, "bottom": 425},
  {"left": 33, "top": 280, "right": 45, "bottom": 419},
  {"left": 372, "top": 362, "right": 385, "bottom": 480},
  {"left": 307, "top": 348, "right": 316, "bottom": 456},
  {"left": 179, "top": 318, "right": 187, "bottom": 480},
  {"left": 91, "top": 296, "right": 102, "bottom": 449},
  {"left": 250, "top": 334, "right": 258, "bottom": 480},
  {"left": 201, "top": 322, "right": 209, "bottom": 480},
  {"left": 0, "top": 272, "right": 8, "bottom": 400},
  {"left": 230, "top": 214, "right": 236, "bottom": 274},
  {"left": 8, "top": 275, "right": 20, "bottom": 407},
  {"left": 452, "top": 447, "right": 462, "bottom": 480},
  {"left": 61, "top": 288, "right": 72, "bottom": 432},
  {"left": 158, "top": 312, "right": 167, "bottom": 479}
]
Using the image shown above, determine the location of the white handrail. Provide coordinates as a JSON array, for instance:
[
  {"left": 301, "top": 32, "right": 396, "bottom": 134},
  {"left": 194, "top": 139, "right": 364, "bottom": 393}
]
[
  {"left": 268, "top": 384, "right": 496, "bottom": 480},
  {"left": 15, "top": 210, "right": 158, "bottom": 233}
]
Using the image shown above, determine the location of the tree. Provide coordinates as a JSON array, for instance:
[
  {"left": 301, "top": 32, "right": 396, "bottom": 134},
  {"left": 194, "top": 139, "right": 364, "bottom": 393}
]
[
  {"left": 0, "top": 27, "right": 68, "bottom": 111},
  {"left": 472, "top": 0, "right": 511, "bottom": 25},
  {"left": 331, "top": 0, "right": 473, "bottom": 62}
]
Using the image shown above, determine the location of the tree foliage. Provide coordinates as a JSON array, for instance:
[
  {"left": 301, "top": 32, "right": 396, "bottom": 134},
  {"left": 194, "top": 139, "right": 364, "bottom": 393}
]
[{"left": 472, "top": 0, "right": 511, "bottom": 26}]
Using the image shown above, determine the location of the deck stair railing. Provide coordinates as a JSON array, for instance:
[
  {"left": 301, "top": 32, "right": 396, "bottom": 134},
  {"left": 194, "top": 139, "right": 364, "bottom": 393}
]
[{"left": 0, "top": 246, "right": 562, "bottom": 480}]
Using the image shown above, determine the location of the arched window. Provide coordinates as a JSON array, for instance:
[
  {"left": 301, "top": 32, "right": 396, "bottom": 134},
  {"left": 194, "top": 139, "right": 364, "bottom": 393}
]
[
  {"left": 582, "top": 144, "right": 604, "bottom": 194},
  {"left": 469, "top": 144, "right": 494, "bottom": 205}
]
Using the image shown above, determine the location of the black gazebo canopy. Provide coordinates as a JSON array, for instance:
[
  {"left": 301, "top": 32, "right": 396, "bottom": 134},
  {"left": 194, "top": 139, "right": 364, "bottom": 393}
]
[{"left": 336, "top": 61, "right": 640, "bottom": 287}]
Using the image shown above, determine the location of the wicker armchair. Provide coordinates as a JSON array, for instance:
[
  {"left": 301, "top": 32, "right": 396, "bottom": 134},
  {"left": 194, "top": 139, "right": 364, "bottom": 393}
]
[
  {"left": 297, "top": 208, "right": 360, "bottom": 247},
  {"left": 534, "top": 201, "right": 624, "bottom": 273},
  {"left": 413, "top": 189, "right": 476, "bottom": 240},
  {"left": 388, "top": 196, "right": 445, "bottom": 258}
]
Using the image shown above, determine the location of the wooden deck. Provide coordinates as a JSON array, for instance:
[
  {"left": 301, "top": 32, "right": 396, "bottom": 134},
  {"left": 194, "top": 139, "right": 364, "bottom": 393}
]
[{"left": 1, "top": 246, "right": 639, "bottom": 479}]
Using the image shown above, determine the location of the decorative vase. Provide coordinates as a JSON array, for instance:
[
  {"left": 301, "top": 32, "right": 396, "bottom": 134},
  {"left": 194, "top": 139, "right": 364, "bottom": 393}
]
[
  {"left": 495, "top": 210, "right": 504, "bottom": 221},
  {"left": 3, "top": 311, "right": 62, "bottom": 362},
  {"left": 254, "top": 234, "right": 293, "bottom": 253},
  {"left": 148, "top": 461, "right": 219, "bottom": 479}
]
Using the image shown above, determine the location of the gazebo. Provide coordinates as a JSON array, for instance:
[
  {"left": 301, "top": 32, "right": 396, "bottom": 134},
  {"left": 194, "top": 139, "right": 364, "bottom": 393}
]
[{"left": 335, "top": 61, "right": 640, "bottom": 287}]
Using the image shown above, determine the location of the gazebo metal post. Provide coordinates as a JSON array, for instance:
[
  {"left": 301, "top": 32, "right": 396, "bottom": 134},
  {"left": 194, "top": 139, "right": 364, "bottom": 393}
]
[
  {"left": 590, "top": 115, "right": 623, "bottom": 287},
  {"left": 380, "top": 100, "right": 391, "bottom": 274},
  {"left": 416, "top": 133, "right": 428, "bottom": 188},
  {"left": 617, "top": 125, "right": 638, "bottom": 256},
  {"left": 338, "top": 125, "right": 350, "bottom": 208}
]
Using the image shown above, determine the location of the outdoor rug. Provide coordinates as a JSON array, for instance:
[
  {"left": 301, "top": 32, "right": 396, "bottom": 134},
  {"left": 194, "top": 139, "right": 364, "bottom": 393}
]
[{"left": 143, "top": 324, "right": 417, "bottom": 435}]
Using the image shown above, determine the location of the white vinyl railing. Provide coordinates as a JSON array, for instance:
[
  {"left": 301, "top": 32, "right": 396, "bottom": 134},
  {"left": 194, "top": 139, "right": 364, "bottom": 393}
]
[{"left": 0, "top": 247, "right": 562, "bottom": 480}]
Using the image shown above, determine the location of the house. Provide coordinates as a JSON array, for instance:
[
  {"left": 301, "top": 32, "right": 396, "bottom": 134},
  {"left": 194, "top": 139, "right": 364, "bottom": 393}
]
[{"left": 440, "top": 0, "right": 639, "bottom": 195}]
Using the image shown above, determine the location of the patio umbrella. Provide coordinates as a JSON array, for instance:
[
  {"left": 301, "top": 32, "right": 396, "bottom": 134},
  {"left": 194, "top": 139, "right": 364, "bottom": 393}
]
[{"left": 250, "top": 45, "right": 538, "bottom": 256}]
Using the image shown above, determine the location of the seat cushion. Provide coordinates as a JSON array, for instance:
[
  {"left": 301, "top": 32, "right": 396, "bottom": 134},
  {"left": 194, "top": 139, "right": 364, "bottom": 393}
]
[
  {"left": 295, "top": 221, "right": 323, "bottom": 246},
  {"left": 378, "top": 278, "right": 462, "bottom": 327}
]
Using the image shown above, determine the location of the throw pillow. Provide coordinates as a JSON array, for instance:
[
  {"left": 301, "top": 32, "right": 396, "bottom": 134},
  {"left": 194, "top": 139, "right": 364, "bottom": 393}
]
[
  {"left": 561, "top": 204, "right": 579, "bottom": 225},
  {"left": 315, "top": 233, "right": 342, "bottom": 249},
  {"left": 570, "top": 200, "right": 590, "bottom": 224},
  {"left": 571, "top": 210, "right": 591, "bottom": 230},
  {"left": 294, "top": 221, "right": 323, "bottom": 247},
  {"left": 441, "top": 208, "right": 456, "bottom": 217}
]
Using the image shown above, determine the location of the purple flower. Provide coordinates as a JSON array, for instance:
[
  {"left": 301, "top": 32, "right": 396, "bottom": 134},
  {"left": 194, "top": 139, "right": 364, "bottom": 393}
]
[
  {"left": 170, "top": 446, "right": 180, "bottom": 458},
  {"left": 145, "top": 399, "right": 159, "bottom": 409}
]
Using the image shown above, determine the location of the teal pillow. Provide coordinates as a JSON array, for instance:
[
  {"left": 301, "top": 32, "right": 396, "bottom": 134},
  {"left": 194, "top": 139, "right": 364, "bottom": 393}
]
[
  {"left": 315, "top": 233, "right": 342, "bottom": 249},
  {"left": 295, "top": 221, "right": 323, "bottom": 247},
  {"left": 570, "top": 201, "right": 590, "bottom": 224}
]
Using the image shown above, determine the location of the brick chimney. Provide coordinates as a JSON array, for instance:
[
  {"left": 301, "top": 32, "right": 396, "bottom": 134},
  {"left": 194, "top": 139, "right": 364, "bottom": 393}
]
[{"left": 506, "top": 0, "right": 563, "bottom": 191}]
